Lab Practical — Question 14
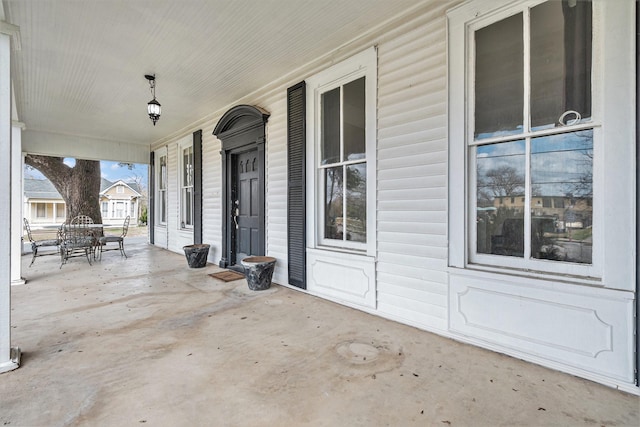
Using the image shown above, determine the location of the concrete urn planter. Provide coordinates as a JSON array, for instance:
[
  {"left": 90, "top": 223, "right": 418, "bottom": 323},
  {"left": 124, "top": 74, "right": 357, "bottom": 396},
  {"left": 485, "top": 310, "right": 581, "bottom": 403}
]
[
  {"left": 183, "top": 244, "right": 210, "bottom": 268},
  {"left": 241, "top": 256, "right": 276, "bottom": 291}
]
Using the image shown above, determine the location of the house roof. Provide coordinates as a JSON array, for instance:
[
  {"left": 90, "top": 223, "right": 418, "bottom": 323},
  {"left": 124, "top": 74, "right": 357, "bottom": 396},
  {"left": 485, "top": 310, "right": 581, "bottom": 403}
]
[
  {"left": 100, "top": 179, "right": 143, "bottom": 197},
  {"left": 100, "top": 178, "right": 114, "bottom": 193},
  {"left": 25, "top": 177, "right": 141, "bottom": 200},
  {"left": 24, "top": 178, "right": 62, "bottom": 200},
  {"left": 4, "top": 0, "right": 423, "bottom": 157}
]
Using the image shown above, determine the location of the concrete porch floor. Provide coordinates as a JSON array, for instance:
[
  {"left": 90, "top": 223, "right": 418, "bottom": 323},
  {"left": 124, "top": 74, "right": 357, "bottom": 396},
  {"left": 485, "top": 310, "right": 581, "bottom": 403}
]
[{"left": 2, "top": 240, "right": 638, "bottom": 426}]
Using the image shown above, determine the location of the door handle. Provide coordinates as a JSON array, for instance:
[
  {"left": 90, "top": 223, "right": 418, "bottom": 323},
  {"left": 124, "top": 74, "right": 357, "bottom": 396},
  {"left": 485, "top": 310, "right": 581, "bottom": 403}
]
[{"left": 233, "top": 207, "right": 239, "bottom": 229}]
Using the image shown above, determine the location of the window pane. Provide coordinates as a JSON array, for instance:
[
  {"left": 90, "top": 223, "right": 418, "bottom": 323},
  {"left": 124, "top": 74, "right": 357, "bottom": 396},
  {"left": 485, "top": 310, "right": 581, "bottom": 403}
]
[
  {"left": 182, "top": 188, "right": 193, "bottom": 226},
  {"left": 160, "top": 191, "right": 166, "bottom": 223},
  {"left": 475, "top": 13, "right": 524, "bottom": 139},
  {"left": 343, "top": 77, "right": 365, "bottom": 161},
  {"left": 183, "top": 147, "right": 193, "bottom": 186},
  {"left": 531, "top": 130, "right": 592, "bottom": 263},
  {"left": 531, "top": 1, "right": 592, "bottom": 130},
  {"left": 346, "top": 163, "right": 366, "bottom": 243},
  {"left": 476, "top": 140, "right": 526, "bottom": 257},
  {"left": 321, "top": 88, "right": 340, "bottom": 165},
  {"left": 159, "top": 156, "right": 167, "bottom": 190},
  {"left": 324, "top": 166, "right": 343, "bottom": 240}
]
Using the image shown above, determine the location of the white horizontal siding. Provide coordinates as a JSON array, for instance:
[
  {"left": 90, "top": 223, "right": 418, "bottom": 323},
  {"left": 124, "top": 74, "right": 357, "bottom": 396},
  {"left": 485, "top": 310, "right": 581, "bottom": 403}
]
[
  {"left": 166, "top": 141, "right": 179, "bottom": 252},
  {"left": 376, "top": 3, "right": 450, "bottom": 332},
  {"left": 202, "top": 130, "right": 222, "bottom": 264},
  {"left": 261, "top": 92, "right": 289, "bottom": 286}
]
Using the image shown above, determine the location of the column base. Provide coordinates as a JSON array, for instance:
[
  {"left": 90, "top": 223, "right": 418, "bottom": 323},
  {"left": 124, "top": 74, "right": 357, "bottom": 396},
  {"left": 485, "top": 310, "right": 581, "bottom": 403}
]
[
  {"left": 0, "top": 347, "right": 21, "bottom": 374},
  {"left": 11, "top": 277, "right": 26, "bottom": 286}
]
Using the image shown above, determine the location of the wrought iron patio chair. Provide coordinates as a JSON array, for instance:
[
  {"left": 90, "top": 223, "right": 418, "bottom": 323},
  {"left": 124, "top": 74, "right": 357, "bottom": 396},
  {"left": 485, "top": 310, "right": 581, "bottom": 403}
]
[
  {"left": 97, "top": 216, "right": 130, "bottom": 260},
  {"left": 69, "top": 215, "right": 94, "bottom": 226},
  {"left": 23, "top": 218, "right": 62, "bottom": 267}
]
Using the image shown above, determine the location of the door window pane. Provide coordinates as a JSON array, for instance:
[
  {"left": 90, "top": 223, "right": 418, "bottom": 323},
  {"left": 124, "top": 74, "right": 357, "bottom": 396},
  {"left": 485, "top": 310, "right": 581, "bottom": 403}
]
[
  {"left": 476, "top": 140, "right": 526, "bottom": 256},
  {"left": 343, "top": 77, "right": 365, "bottom": 161},
  {"left": 321, "top": 88, "right": 340, "bottom": 165},
  {"left": 531, "top": 1, "right": 592, "bottom": 130},
  {"left": 531, "top": 130, "right": 592, "bottom": 263},
  {"left": 324, "top": 166, "right": 343, "bottom": 240},
  {"left": 475, "top": 13, "right": 524, "bottom": 139}
]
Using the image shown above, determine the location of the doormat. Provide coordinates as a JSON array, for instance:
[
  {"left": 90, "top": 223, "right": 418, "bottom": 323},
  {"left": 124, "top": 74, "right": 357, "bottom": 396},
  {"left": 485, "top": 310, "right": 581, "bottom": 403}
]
[{"left": 209, "top": 270, "right": 245, "bottom": 282}]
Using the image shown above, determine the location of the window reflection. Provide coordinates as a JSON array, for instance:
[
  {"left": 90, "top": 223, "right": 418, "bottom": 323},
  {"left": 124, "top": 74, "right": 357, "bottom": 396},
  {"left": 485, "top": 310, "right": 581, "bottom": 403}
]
[
  {"left": 476, "top": 141, "right": 526, "bottom": 257},
  {"left": 530, "top": 130, "right": 592, "bottom": 263},
  {"left": 324, "top": 166, "right": 343, "bottom": 240},
  {"left": 346, "top": 164, "right": 366, "bottom": 242}
]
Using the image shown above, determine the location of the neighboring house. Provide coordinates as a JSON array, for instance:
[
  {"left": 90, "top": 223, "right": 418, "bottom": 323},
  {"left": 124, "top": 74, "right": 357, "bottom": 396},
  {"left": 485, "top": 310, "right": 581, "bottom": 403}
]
[
  {"left": 23, "top": 178, "right": 66, "bottom": 225},
  {"left": 99, "top": 179, "right": 142, "bottom": 225},
  {"left": 24, "top": 178, "right": 142, "bottom": 225}
]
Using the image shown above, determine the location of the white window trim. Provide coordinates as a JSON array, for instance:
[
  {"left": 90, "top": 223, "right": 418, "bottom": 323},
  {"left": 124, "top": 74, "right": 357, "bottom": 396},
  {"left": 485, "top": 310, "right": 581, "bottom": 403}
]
[
  {"left": 447, "top": 0, "right": 636, "bottom": 290},
  {"left": 178, "top": 137, "right": 194, "bottom": 230},
  {"left": 305, "top": 47, "right": 377, "bottom": 257},
  {"left": 155, "top": 148, "right": 168, "bottom": 226}
]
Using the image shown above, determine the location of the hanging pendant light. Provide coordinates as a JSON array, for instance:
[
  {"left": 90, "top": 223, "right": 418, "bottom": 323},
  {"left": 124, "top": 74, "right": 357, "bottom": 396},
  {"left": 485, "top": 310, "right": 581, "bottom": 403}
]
[{"left": 145, "top": 74, "right": 161, "bottom": 126}]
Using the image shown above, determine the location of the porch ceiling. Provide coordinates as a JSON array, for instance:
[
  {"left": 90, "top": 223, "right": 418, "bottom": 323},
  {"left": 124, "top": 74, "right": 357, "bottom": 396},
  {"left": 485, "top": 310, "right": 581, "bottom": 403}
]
[{"left": 3, "top": 0, "right": 420, "bottom": 152}]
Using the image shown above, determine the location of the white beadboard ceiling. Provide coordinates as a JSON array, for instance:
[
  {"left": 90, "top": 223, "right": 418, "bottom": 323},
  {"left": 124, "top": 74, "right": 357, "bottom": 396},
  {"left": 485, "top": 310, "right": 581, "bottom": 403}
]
[{"left": 3, "top": 0, "right": 423, "bottom": 150}]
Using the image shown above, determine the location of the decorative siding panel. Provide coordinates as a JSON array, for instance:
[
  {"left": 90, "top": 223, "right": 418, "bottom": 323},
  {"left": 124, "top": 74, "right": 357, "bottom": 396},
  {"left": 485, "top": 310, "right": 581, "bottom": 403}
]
[
  {"left": 376, "top": 4, "right": 449, "bottom": 332},
  {"left": 450, "top": 272, "right": 635, "bottom": 383}
]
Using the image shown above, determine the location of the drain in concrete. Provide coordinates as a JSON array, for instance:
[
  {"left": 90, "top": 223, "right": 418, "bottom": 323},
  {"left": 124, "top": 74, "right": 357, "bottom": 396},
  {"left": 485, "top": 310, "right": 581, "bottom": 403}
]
[{"left": 336, "top": 341, "right": 380, "bottom": 365}]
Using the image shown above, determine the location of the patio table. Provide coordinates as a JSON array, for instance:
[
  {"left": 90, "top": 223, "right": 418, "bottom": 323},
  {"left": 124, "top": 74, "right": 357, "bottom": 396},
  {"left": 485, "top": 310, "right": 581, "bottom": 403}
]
[{"left": 59, "top": 224, "right": 107, "bottom": 267}]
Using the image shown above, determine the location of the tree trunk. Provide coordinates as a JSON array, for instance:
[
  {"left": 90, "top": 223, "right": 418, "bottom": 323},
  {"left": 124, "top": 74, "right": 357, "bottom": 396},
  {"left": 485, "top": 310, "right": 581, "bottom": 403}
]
[{"left": 24, "top": 155, "right": 103, "bottom": 223}]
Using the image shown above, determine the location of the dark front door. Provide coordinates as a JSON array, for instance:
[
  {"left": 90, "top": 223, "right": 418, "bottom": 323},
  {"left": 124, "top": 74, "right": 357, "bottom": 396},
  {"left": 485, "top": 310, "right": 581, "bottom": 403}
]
[
  {"left": 213, "top": 105, "right": 269, "bottom": 270},
  {"left": 232, "top": 149, "right": 263, "bottom": 265}
]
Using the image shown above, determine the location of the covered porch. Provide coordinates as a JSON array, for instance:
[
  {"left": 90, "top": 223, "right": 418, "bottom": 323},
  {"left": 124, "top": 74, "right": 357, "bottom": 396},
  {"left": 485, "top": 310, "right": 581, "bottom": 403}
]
[{"left": 1, "top": 241, "right": 638, "bottom": 425}]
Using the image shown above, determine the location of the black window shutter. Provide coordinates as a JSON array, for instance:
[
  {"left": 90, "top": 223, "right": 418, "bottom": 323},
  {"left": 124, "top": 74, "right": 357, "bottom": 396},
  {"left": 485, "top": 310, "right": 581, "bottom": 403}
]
[
  {"left": 287, "top": 82, "right": 306, "bottom": 289},
  {"left": 149, "top": 151, "right": 155, "bottom": 244},
  {"left": 193, "top": 130, "right": 203, "bottom": 244}
]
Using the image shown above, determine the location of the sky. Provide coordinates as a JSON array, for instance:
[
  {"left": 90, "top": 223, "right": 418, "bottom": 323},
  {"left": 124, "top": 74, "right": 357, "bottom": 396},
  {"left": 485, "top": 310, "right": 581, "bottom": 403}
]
[{"left": 25, "top": 159, "right": 149, "bottom": 188}]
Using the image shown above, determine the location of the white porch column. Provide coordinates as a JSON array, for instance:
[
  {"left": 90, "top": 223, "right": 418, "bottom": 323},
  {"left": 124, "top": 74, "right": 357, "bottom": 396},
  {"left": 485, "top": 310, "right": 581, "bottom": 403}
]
[
  {"left": 0, "top": 21, "right": 20, "bottom": 373},
  {"left": 11, "top": 122, "right": 24, "bottom": 285}
]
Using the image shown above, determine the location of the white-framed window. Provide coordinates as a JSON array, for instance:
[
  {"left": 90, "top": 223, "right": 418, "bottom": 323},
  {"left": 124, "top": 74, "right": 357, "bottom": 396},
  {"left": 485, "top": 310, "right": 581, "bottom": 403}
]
[
  {"left": 448, "top": 0, "right": 635, "bottom": 286},
  {"left": 156, "top": 151, "right": 167, "bottom": 225},
  {"left": 55, "top": 204, "right": 65, "bottom": 219},
  {"left": 101, "top": 202, "right": 108, "bottom": 217},
  {"left": 179, "top": 142, "right": 194, "bottom": 229},
  {"left": 116, "top": 202, "right": 124, "bottom": 218},
  {"left": 116, "top": 185, "right": 124, "bottom": 193},
  {"left": 306, "top": 47, "right": 377, "bottom": 255},
  {"left": 35, "top": 203, "right": 46, "bottom": 218}
]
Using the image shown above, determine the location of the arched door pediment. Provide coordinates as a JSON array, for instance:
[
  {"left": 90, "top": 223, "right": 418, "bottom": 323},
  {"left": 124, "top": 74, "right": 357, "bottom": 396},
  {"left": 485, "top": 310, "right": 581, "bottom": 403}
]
[{"left": 213, "top": 105, "right": 270, "bottom": 144}]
